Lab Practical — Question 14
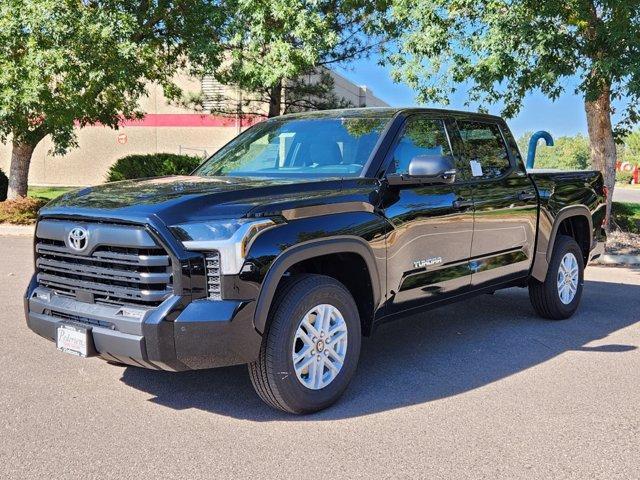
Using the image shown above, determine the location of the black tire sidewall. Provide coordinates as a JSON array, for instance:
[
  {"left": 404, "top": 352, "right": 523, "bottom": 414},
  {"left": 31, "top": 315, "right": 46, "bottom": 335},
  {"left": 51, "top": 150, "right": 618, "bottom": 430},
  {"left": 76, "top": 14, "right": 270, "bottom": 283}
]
[{"left": 266, "top": 276, "right": 361, "bottom": 414}]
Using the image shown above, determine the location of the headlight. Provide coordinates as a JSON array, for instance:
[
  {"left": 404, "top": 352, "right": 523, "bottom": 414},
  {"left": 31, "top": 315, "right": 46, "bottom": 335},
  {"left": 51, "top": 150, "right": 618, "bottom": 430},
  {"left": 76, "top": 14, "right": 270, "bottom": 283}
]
[{"left": 170, "top": 218, "right": 276, "bottom": 274}]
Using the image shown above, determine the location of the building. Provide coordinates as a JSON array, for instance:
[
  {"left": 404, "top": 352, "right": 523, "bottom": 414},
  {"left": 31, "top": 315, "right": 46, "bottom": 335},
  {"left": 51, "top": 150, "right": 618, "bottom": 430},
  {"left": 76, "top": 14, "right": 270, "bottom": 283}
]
[{"left": 0, "top": 70, "right": 389, "bottom": 186}]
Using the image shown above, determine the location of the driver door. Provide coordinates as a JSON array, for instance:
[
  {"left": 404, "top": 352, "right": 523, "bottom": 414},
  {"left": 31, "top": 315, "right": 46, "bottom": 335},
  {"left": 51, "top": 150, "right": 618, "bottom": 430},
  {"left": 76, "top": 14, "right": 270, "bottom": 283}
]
[{"left": 380, "top": 115, "right": 474, "bottom": 315}]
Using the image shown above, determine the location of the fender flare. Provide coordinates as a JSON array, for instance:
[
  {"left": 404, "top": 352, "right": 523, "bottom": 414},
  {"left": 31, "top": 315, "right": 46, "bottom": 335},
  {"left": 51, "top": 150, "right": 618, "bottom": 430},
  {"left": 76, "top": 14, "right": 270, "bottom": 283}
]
[
  {"left": 531, "top": 205, "right": 593, "bottom": 282},
  {"left": 253, "top": 236, "right": 382, "bottom": 334}
]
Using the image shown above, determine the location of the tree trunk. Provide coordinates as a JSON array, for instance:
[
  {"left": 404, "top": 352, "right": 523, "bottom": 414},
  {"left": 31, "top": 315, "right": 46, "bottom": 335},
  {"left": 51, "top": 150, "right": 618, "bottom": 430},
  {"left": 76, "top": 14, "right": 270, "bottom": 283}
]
[
  {"left": 584, "top": 85, "right": 616, "bottom": 231},
  {"left": 7, "top": 140, "right": 36, "bottom": 200},
  {"left": 268, "top": 81, "right": 282, "bottom": 117}
]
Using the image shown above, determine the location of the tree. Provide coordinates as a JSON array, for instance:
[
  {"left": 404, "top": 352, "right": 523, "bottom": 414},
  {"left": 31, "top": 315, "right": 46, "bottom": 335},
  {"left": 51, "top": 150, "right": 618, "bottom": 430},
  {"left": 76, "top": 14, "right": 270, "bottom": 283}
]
[
  {"left": 0, "top": 0, "right": 223, "bottom": 199},
  {"left": 208, "top": 0, "right": 392, "bottom": 118},
  {"left": 389, "top": 0, "right": 640, "bottom": 227},
  {"left": 518, "top": 132, "right": 590, "bottom": 170}
]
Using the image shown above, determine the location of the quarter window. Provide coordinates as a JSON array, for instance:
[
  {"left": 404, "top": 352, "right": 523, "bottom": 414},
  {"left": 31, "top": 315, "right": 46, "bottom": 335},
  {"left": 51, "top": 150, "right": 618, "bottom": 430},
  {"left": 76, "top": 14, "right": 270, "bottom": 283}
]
[{"left": 457, "top": 121, "right": 510, "bottom": 180}]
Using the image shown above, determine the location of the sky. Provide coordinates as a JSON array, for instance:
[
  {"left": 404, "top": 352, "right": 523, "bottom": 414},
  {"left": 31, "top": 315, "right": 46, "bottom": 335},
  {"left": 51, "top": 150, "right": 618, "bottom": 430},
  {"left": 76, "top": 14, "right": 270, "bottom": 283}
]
[{"left": 337, "top": 56, "right": 590, "bottom": 140}]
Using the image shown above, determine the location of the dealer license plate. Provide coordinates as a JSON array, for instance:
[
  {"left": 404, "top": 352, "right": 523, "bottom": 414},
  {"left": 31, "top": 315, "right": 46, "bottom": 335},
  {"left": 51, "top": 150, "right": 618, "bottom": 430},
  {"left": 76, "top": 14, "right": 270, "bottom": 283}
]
[{"left": 56, "top": 324, "right": 90, "bottom": 357}]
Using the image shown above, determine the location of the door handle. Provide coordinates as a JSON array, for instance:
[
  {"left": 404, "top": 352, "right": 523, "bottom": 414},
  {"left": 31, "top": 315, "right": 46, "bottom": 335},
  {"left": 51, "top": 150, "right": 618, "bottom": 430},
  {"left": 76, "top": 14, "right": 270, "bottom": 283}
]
[
  {"left": 517, "top": 191, "right": 537, "bottom": 202},
  {"left": 452, "top": 199, "right": 473, "bottom": 210}
]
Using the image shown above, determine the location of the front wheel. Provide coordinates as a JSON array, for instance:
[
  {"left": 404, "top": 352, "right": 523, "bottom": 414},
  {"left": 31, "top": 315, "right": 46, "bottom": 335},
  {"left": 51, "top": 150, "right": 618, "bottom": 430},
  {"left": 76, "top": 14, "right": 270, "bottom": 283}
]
[
  {"left": 529, "top": 235, "right": 585, "bottom": 320},
  {"left": 248, "top": 274, "right": 361, "bottom": 414}
]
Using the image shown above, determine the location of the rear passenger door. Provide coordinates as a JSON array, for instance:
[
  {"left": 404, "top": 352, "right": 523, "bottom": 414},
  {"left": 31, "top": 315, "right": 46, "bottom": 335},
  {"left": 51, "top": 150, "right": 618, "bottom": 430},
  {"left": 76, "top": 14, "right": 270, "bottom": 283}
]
[
  {"left": 381, "top": 114, "right": 474, "bottom": 314},
  {"left": 455, "top": 119, "right": 538, "bottom": 289}
]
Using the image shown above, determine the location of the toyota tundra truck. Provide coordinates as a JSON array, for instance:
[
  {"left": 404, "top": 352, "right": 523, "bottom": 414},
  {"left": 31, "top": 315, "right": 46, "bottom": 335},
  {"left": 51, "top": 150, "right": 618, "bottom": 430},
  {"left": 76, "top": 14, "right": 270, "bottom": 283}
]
[{"left": 25, "top": 108, "right": 606, "bottom": 414}]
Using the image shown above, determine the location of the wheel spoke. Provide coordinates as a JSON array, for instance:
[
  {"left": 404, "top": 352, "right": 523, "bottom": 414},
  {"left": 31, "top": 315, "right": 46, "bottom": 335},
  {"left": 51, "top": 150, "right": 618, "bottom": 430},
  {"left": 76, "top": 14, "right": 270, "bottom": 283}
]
[
  {"left": 325, "top": 344, "right": 345, "bottom": 364},
  {"left": 294, "top": 352, "right": 315, "bottom": 374},
  {"left": 302, "top": 316, "right": 321, "bottom": 339},
  {"left": 297, "top": 329, "right": 316, "bottom": 349},
  {"left": 324, "top": 357, "right": 340, "bottom": 375},
  {"left": 328, "top": 322, "right": 347, "bottom": 337}
]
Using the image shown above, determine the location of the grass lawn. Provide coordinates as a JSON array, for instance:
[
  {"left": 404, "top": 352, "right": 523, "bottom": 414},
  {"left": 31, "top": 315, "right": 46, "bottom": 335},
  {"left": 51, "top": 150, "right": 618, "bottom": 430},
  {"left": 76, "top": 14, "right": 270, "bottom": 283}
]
[
  {"left": 612, "top": 201, "right": 640, "bottom": 233},
  {"left": 28, "top": 185, "right": 75, "bottom": 200}
]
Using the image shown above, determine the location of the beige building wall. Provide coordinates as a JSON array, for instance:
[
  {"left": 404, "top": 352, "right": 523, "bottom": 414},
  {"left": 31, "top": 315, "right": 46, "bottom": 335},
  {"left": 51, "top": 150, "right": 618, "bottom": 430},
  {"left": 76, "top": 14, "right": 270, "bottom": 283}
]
[{"left": 0, "top": 71, "right": 389, "bottom": 186}]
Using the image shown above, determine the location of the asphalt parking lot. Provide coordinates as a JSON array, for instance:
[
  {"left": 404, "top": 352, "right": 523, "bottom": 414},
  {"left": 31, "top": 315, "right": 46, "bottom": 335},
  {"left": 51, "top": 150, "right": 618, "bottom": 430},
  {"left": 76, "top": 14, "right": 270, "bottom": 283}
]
[{"left": 1, "top": 235, "right": 639, "bottom": 479}]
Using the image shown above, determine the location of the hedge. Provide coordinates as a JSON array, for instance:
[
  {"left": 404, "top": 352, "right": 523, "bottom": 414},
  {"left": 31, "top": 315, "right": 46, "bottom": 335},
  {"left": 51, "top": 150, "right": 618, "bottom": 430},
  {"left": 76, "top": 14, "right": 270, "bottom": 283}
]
[{"left": 106, "top": 153, "right": 203, "bottom": 182}]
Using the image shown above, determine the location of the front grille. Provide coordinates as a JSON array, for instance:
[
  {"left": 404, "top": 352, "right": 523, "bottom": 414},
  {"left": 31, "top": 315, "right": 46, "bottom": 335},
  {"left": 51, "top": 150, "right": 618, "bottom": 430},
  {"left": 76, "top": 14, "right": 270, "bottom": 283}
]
[
  {"left": 45, "top": 309, "right": 115, "bottom": 330},
  {"left": 35, "top": 222, "right": 173, "bottom": 308}
]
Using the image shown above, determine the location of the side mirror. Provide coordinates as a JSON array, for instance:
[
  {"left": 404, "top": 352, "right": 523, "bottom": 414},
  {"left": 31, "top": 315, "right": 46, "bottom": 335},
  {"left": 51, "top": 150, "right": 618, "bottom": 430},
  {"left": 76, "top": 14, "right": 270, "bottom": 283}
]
[{"left": 386, "top": 155, "right": 457, "bottom": 186}]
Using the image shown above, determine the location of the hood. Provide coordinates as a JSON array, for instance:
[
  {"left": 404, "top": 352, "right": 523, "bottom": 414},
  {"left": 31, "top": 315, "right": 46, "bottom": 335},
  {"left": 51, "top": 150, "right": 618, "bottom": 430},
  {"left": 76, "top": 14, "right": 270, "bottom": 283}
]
[{"left": 40, "top": 175, "right": 352, "bottom": 225}]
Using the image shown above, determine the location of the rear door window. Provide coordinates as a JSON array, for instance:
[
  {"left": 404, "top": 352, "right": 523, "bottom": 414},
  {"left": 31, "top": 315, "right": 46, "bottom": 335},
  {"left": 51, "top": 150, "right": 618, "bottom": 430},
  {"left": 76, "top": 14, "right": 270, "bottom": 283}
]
[{"left": 457, "top": 121, "right": 511, "bottom": 180}]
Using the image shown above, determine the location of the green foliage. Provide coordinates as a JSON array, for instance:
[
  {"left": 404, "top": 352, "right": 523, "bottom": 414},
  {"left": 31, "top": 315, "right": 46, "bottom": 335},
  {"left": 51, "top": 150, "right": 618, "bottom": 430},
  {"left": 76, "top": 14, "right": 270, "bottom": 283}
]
[
  {"left": 0, "top": 169, "right": 7, "bottom": 201},
  {"left": 617, "top": 171, "right": 634, "bottom": 185},
  {"left": 621, "top": 130, "right": 640, "bottom": 165},
  {"left": 612, "top": 202, "right": 640, "bottom": 234},
  {"left": 0, "top": 0, "right": 224, "bottom": 150},
  {"left": 517, "top": 133, "right": 590, "bottom": 170},
  {"left": 106, "top": 154, "right": 203, "bottom": 182},
  {"left": 0, "top": 197, "right": 47, "bottom": 225},
  {"left": 389, "top": 1, "right": 640, "bottom": 126},
  {"left": 207, "top": 0, "right": 391, "bottom": 116}
]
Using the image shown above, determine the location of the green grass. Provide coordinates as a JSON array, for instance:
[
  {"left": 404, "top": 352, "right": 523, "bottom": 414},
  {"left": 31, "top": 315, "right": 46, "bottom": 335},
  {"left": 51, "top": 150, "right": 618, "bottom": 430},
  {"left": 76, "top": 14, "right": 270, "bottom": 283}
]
[
  {"left": 27, "top": 185, "right": 74, "bottom": 200},
  {"left": 612, "top": 201, "right": 640, "bottom": 233}
]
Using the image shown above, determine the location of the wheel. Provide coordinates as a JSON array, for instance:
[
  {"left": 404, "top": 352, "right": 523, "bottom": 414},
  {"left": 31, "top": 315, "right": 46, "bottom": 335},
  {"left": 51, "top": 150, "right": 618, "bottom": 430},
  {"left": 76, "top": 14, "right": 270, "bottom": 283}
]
[
  {"left": 529, "top": 235, "right": 584, "bottom": 320},
  {"left": 248, "top": 274, "right": 361, "bottom": 414}
]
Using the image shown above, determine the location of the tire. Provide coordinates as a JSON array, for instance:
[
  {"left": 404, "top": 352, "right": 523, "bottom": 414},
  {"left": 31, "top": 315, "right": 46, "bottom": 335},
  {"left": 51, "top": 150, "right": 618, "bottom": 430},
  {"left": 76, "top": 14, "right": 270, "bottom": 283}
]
[
  {"left": 248, "top": 274, "right": 361, "bottom": 414},
  {"left": 529, "top": 235, "right": 585, "bottom": 320}
]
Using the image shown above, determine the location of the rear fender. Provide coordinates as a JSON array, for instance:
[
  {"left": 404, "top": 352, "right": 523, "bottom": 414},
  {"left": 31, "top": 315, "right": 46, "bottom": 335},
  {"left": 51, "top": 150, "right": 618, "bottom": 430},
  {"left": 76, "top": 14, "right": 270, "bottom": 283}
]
[{"left": 531, "top": 205, "right": 593, "bottom": 282}]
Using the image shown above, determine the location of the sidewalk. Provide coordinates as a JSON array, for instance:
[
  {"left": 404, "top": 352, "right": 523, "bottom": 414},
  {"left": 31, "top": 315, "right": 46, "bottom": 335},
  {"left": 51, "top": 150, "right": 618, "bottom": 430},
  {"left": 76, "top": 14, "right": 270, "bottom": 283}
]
[{"left": 0, "top": 224, "right": 35, "bottom": 237}]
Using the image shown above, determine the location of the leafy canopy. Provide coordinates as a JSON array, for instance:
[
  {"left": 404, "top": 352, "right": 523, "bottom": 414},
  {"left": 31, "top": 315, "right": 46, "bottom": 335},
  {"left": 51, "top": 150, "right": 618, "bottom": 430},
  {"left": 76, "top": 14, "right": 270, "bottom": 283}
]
[
  {"left": 0, "top": 0, "right": 223, "bottom": 151},
  {"left": 213, "top": 0, "right": 392, "bottom": 99},
  {"left": 389, "top": 0, "right": 640, "bottom": 126}
]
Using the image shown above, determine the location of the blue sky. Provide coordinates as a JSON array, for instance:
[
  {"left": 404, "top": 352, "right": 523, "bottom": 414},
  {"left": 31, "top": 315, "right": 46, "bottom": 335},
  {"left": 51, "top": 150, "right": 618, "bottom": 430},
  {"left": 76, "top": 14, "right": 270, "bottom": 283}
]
[{"left": 337, "top": 57, "right": 589, "bottom": 140}]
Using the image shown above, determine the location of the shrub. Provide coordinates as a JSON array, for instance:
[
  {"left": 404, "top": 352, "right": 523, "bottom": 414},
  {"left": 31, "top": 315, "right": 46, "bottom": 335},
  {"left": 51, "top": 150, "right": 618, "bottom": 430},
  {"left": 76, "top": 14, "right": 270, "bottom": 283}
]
[
  {"left": 106, "top": 153, "right": 203, "bottom": 182},
  {"left": 0, "top": 169, "right": 8, "bottom": 201},
  {"left": 0, "top": 197, "right": 48, "bottom": 225},
  {"left": 616, "top": 170, "right": 634, "bottom": 185}
]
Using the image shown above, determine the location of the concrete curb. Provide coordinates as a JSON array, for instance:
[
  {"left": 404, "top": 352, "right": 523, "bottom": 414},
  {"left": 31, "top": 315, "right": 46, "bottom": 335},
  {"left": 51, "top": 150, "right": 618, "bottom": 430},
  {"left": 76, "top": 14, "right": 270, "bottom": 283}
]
[
  {"left": 595, "top": 254, "right": 640, "bottom": 266},
  {"left": 0, "top": 224, "right": 35, "bottom": 237}
]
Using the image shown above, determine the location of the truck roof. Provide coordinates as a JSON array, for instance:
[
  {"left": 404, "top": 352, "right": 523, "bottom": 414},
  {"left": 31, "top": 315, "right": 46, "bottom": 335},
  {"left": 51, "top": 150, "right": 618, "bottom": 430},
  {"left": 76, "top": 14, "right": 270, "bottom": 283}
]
[{"left": 277, "top": 107, "right": 505, "bottom": 122}]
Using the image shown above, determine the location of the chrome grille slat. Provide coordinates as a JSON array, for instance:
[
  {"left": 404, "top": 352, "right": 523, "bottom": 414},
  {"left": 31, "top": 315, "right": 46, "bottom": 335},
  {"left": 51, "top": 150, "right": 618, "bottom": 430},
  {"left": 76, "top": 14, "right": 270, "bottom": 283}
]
[
  {"left": 36, "top": 258, "right": 172, "bottom": 284},
  {"left": 35, "top": 220, "right": 173, "bottom": 307},
  {"left": 36, "top": 244, "right": 170, "bottom": 267}
]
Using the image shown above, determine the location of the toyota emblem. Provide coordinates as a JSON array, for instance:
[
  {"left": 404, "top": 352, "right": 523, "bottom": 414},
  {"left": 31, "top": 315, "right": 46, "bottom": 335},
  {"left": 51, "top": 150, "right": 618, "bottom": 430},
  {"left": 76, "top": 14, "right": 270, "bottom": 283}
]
[{"left": 68, "top": 227, "right": 89, "bottom": 252}]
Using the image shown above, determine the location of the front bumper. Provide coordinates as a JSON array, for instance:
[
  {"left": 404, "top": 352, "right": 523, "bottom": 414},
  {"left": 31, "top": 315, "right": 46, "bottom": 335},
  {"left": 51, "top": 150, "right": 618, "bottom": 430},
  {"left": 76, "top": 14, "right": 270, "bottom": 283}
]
[{"left": 25, "top": 276, "right": 262, "bottom": 371}]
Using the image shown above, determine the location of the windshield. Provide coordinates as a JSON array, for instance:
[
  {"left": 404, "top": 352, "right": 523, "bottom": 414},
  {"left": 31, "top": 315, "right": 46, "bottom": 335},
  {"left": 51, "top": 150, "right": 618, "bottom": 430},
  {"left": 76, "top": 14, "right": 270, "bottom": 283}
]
[{"left": 195, "top": 115, "right": 393, "bottom": 178}]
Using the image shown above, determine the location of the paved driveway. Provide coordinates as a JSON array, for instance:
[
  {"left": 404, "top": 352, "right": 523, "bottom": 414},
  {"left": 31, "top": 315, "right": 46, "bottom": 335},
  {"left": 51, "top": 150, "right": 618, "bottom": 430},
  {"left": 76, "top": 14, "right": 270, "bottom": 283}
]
[
  {"left": 1, "top": 236, "right": 638, "bottom": 479},
  {"left": 614, "top": 187, "right": 640, "bottom": 203}
]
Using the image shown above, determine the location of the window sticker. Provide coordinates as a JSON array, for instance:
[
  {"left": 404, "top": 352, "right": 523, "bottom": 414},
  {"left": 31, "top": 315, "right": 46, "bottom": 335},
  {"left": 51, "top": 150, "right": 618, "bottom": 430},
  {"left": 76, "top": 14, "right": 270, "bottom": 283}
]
[{"left": 470, "top": 160, "right": 483, "bottom": 177}]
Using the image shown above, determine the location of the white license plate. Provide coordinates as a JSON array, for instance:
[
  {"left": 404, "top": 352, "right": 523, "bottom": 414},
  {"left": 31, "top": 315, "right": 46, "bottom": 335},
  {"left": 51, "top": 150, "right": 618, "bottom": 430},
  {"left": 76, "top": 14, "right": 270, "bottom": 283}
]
[{"left": 56, "top": 324, "right": 90, "bottom": 357}]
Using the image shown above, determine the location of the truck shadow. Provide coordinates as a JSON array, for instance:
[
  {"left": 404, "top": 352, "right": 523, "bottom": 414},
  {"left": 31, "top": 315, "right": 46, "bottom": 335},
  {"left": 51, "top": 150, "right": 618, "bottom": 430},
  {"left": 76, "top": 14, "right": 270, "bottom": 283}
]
[{"left": 120, "top": 276, "right": 640, "bottom": 421}]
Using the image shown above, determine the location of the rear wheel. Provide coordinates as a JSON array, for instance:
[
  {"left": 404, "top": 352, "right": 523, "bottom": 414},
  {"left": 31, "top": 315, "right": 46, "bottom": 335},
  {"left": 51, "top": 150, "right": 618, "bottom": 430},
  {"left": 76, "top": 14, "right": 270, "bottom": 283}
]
[
  {"left": 248, "top": 274, "right": 361, "bottom": 414},
  {"left": 529, "top": 235, "right": 584, "bottom": 320}
]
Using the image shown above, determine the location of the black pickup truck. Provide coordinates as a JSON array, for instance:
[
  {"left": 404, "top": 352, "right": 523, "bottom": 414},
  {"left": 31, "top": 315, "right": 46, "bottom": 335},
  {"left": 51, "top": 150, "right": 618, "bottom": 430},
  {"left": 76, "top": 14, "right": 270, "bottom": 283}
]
[{"left": 25, "top": 108, "right": 606, "bottom": 413}]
